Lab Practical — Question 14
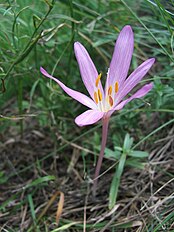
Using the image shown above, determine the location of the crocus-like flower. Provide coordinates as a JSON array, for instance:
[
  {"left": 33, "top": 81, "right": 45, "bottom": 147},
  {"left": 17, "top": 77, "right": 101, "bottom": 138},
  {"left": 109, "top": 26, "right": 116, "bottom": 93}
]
[{"left": 40, "top": 25, "right": 155, "bottom": 195}]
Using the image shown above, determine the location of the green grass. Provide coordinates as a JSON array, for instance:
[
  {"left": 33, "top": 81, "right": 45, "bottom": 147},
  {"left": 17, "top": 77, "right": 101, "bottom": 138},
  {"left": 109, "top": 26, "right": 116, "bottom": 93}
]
[{"left": 0, "top": 0, "right": 174, "bottom": 231}]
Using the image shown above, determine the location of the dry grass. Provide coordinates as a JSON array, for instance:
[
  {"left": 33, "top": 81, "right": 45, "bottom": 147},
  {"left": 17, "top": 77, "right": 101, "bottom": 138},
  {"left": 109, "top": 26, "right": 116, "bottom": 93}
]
[{"left": 0, "top": 115, "right": 174, "bottom": 231}]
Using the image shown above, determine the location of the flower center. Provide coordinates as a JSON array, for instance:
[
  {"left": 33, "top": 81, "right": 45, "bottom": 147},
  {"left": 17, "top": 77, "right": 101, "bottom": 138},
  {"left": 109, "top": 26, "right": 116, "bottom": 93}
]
[{"left": 94, "top": 73, "right": 119, "bottom": 112}]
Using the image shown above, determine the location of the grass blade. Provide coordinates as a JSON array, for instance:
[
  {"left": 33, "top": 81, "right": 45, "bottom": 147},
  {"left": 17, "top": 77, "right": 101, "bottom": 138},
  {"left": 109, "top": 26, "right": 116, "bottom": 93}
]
[{"left": 109, "top": 152, "right": 127, "bottom": 209}]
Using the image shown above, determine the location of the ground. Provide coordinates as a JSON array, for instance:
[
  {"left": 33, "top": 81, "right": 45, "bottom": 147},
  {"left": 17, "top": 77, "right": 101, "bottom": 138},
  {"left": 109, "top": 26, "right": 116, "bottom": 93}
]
[{"left": 1, "top": 115, "right": 174, "bottom": 231}]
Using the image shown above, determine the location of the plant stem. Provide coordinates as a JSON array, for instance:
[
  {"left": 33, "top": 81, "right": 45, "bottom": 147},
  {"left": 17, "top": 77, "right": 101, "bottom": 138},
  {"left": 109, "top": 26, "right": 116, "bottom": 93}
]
[
  {"left": 93, "top": 115, "right": 110, "bottom": 197},
  {"left": 18, "top": 77, "right": 23, "bottom": 137},
  {"left": 67, "top": 0, "right": 75, "bottom": 81}
]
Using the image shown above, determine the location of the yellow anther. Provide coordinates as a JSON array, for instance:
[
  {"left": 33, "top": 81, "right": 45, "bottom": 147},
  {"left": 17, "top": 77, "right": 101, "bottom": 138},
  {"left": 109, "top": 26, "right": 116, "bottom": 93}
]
[
  {"left": 98, "top": 89, "right": 102, "bottom": 101},
  {"left": 108, "top": 86, "right": 112, "bottom": 96},
  {"left": 109, "top": 95, "right": 114, "bottom": 107},
  {"left": 115, "top": 81, "right": 119, "bottom": 93},
  {"left": 95, "top": 73, "right": 102, "bottom": 87},
  {"left": 94, "top": 91, "right": 99, "bottom": 104}
]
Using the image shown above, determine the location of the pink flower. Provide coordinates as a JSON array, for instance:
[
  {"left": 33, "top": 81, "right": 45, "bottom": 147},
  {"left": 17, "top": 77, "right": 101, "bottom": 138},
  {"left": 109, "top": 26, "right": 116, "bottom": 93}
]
[
  {"left": 41, "top": 25, "right": 155, "bottom": 127},
  {"left": 41, "top": 25, "right": 155, "bottom": 195}
]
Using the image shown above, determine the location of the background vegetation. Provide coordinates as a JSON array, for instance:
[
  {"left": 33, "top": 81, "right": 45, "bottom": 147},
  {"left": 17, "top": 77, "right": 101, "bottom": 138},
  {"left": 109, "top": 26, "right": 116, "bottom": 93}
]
[{"left": 0, "top": 0, "right": 174, "bottom": 231}]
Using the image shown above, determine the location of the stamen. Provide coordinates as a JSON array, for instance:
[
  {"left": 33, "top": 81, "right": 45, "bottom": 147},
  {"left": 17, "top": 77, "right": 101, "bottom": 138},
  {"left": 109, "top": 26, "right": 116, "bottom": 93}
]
[
  {"left": 94, "top": 91, "right": 99, "bottom": 104},
  {"left": 108, "top": 86, "right": 112, "bottom": 96},
  {"left": 109, "top": 96, "right": 113, "bottom": 107},
  {"left": 95, "top": 73, "right": 102, "bottom": 87},
  {"left": 115, "top": 81, "right": 119, "bottom": 93},
  {"left": 98, "top": 89, "right": 102, "bottom": 101}
]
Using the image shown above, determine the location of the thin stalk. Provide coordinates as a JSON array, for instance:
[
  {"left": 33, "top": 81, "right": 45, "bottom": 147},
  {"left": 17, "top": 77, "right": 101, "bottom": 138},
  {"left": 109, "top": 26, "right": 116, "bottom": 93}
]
[
  {"left": 18, "top": 77, "right": 23, "bottom": 137},
  {"left": 93, "top": 116, "right": 110, "bottom": 197},
  {"left": 67, "top": 0, "right": 75, "bottom": 81}
]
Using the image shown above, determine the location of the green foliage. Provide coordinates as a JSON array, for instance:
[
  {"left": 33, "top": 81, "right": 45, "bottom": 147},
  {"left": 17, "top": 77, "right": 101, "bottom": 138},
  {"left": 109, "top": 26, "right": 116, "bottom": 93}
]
[
  {"left": 108, "top": 133, "right": 149, "bottom": 209},
  {"left": 0, "top": 171, "right": 8, "bottom": 184}
]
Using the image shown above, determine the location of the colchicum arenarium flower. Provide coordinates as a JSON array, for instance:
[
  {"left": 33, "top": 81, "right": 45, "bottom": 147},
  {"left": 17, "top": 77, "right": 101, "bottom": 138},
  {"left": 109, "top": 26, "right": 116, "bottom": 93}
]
[
  {"left": 41, "top": 25, "right": 155, "bottom": 195},
  {"left": 41, "top": 25, "right": 154, "bottom": 126}
]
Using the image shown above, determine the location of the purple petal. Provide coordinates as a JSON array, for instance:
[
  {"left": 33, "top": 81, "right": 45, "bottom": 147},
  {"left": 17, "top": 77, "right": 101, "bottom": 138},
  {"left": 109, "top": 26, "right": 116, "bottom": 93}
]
[
  {"left": 114, "top": 83, "right": 153, "bottom": 111},
  {"left": 75, "top": 110, "right": 104, "bottom": 126},
  {"left": 106, "top": 25, "right": 134, "bottom": 90},
  {"left": 40, "top": 67, "right": 97, "bottom": 110},
  {"left": 74, "top": 42, "right": 104, "bottom": 100},
  {"left": 117, "top": 58, "right": 155, "bottom": 102}
]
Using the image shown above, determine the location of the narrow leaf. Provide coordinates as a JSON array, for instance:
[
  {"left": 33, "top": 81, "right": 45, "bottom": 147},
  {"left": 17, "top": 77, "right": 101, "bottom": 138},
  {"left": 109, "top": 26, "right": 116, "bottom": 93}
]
[
  {"left": 109, "top": 152, "right": 127, "bottom": 209},
  {"left": 128, "top": 150, "right": 149, "bottom": 158}
]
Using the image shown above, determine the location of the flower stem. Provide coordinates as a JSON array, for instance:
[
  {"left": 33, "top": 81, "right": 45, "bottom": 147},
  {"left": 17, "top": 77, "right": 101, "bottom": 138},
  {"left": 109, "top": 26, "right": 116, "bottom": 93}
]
[{"left": 93, "top": 115, "right": 110, "bottom": 197}]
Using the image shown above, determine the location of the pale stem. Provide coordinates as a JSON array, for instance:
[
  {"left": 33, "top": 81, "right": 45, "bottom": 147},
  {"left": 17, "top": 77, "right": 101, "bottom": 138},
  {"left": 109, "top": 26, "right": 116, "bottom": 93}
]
[{"left": 93, "top": 115, "right": 110, "bottom": 197}]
